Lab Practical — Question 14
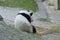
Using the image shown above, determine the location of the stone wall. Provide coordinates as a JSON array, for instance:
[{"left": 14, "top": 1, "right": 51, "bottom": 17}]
[
  {"left": 48, "top": 0, "right": 54, "bottom": 5},
  {"left": 48, "top": 0, "right": 60, "bottom": 10}
]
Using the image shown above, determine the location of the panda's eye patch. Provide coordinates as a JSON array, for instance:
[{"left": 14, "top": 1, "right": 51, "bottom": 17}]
[{"left": 30, "top": 13, "right": 33, "bottom": 16}]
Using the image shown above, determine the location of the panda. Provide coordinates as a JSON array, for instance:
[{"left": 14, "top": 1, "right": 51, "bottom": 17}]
[{"left": 14, "top": 10, "right": 36, "bottom": 33}]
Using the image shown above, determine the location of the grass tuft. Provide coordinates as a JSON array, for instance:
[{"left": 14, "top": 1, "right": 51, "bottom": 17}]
[{"left": 38, "top": 18, "right": 50, "bottom": 22}]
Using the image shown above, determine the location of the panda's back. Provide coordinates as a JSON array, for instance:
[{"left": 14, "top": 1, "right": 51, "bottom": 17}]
[
  {"left": 15, "top": 15, "right": 33, "bottom": 32},
  {"left": 15, "top": 15, "right": 30, "bottom": 23},
  {"left": 15, "top": 15, "right": 31, "bottom": 27}
]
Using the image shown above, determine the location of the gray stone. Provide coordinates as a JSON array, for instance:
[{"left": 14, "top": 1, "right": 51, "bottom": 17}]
[{"left": 0, "top": 15, "right": 3, "bottom": 21}]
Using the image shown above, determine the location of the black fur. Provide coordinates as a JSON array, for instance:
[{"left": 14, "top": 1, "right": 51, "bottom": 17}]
[
  {"left": 17, "top": 13, "right": 31, "bottom": 23},
  {"left": 30, "top": 13, "right": 33, "bottom": 16},
  {"left": 32, "top": 25, "right": 36, "bottom": 33}
]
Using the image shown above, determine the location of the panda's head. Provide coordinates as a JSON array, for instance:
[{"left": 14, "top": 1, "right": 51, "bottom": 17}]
[
  {"left": 17, "top": 10, "right": 33, "bottom": 23},
  {"left": 18, "top": 10, "right": 33, "bottom": 16}
]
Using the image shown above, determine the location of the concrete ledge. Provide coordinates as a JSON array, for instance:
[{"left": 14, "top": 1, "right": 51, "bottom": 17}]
[{"left": 43, "top": 1, "right": 60, "bottom": 24}]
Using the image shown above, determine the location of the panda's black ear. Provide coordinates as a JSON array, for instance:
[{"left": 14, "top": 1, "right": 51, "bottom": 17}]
[
  {"left": 27, "top": 10, "right": 30, "bottom": 12},
  {"left": 30, "top": 13, "right": 33, "bottom": 16}
]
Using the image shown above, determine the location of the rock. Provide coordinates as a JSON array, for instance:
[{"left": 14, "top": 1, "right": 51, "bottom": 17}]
[{"left": 0, "top": 15, "right": 3, "bottom": 21}]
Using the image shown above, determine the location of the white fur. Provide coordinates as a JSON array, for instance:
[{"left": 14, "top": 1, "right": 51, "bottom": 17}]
[
  {"left": 19, "top": 10, "right": 33, "bottom": 16},
  {"left": 14, "top": 10, "right": 33, "bottom": 33}
]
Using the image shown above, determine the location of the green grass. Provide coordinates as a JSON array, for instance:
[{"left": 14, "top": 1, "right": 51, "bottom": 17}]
[
  {"left": 0, "top": 0, "right": 38, "bottom": 12},
  {"left": 38, "top": 18, "right": 50, "bottom": 22}
]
